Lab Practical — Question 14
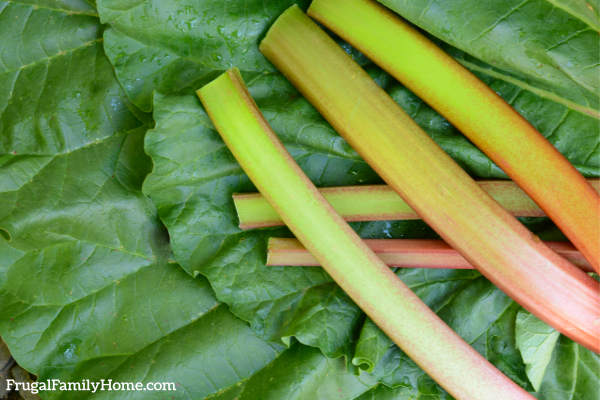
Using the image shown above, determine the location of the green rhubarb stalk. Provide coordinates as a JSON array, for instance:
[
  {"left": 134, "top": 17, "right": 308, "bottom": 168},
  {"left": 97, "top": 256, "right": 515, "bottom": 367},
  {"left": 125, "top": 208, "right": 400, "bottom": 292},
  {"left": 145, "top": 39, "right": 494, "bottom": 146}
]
[
  {"left": 267, "top": 238, "right": 594, "bottom": 273},
  {"left": 307, "top": 0, "right": 600, "bottom": 273},
  {"left": 234, "top": 179, "right": 600, "bottom": 229},
  {"left": 260, "top": 6, "right": 600, "bottom": 353},
  {"left": 198, "top": 69, "right": 534, "bottom": 400}
]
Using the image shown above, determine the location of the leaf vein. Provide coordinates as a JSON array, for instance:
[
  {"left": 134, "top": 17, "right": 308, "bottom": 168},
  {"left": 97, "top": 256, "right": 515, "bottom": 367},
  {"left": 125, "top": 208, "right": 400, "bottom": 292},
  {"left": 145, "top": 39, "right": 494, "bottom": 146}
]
[
  {"left": 4, "top": 0, "right": 98, "bottom": 17},
  {"left": 457, "top": 58, "right": 599, "bottom": 118},
  {"left": 0, "top": 38, "right": 102, "bottom": 75},
  {"left": 470, "top": 0, "right": 532, "bottom": 43}
]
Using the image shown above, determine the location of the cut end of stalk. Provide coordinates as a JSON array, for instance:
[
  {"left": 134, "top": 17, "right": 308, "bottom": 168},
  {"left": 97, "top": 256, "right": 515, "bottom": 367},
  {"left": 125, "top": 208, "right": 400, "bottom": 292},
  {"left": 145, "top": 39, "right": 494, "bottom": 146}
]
[
  {"left": 233, "top": 192, "right": 284, "bottom": 229},
  {"left": 197, "top": 67, "right": 243, "bottom": 99},
  {"left": 260, "top": 5, "right": 301, "bottom": 54},
  {"left": 266, "top": 237, "right": 321, "bottom": 266}
]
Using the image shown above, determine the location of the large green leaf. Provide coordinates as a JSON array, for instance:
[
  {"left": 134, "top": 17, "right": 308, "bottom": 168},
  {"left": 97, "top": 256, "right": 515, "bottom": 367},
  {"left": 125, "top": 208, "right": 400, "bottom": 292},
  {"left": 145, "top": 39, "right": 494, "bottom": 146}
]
[
  {"left": 515, "top": 310, "right": 561, "bottom": 391},
  {"left": 97, "top": 0, "right": 312, "bottom": 111},
  {"left": 0, "top": 0, "right": 146, "bottom": 206},
  {"left": 0, "top": 3, "right": 385, "bottom": 399},
  {"left": 1, "top": 0, "right": 597, "bottom": 398},
  {"left": 208, "top": 344, "right": 378, "bottom": 400},
  {"left": 0, "top": 2, "right": 286, "bottom": 399},
  {"left": 0, "top": 125, "right": 380, "bottom": 400},
  {"left": 0, "top": 1, "right": 140, "bottom": 156},
  {"left": 377, "top": 0, "right": 600, "bottom": 117},
  {"left": 515, "top": 311, "right": 600, "bottom": 399}
]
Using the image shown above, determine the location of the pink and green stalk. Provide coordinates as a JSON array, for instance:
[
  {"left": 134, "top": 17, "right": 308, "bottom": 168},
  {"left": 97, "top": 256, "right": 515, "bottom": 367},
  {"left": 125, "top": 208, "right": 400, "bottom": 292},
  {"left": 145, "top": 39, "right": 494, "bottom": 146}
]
[
  {"left": 267, "top": 238, "right": 594, "bottom": 273},
  {"left": 234, "top": 179, "right": 600, "bottom": 229},
  {"left": 308, "top": 0, "right": 600, "bottom": 273},
  {"left": 260, "top": 6, "right": 600, "bottom": 353},
  {"left": 198, "top": 69, "right": 534, "bottom": 400}
]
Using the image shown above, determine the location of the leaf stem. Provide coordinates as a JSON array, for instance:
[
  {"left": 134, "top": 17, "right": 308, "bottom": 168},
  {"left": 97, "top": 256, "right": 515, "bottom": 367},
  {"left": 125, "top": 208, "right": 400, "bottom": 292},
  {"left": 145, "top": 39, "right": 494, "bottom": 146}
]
[
  {"left": 267, "top": 238, "right": 594, "bottom": 273},
  {"left": 308, "top": 0, "right": 600, "bottom": 273},
  {"left": 259, "top": 5, "right": 600, "bottom": 353},
  {"left": 198, "top": 68, "right": 535, "bottom": 400},
  {"left": 233, "top": 179, "right": 600, "bottom": 229}
]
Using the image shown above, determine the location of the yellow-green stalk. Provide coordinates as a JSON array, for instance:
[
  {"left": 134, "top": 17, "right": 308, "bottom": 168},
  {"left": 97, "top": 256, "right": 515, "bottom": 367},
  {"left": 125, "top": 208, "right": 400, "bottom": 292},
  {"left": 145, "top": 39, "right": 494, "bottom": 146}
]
[
  {"left": 234, "top": 179, "right": 600, "bottom": 229},
  {"left": 260, "top": 6, "right": 600, "bottom": 353},
  {"left": 198, "top": 69, "right": 534, "bottom": 400},
  {"left": 308, "top": 0, "right": 600, "bottom": 273},
  {"left": 267, "top": 238, "right": 593, "bottom": 273}
]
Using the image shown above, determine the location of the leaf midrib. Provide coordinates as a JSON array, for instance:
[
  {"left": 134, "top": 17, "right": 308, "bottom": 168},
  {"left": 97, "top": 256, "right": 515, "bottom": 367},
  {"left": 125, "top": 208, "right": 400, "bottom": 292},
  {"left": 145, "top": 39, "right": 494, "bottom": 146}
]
[
  {"left": 0, "top": 38, "right": 102, "bottom": 76},
  {"left": 543, "top": 0, "right": 600, "bottom": 32},
  {"left": 4, "top": 0, "right": 98, "bottom": 17},
  {"left": 458, "top": 58, "right": 600, "bottom": 119}
]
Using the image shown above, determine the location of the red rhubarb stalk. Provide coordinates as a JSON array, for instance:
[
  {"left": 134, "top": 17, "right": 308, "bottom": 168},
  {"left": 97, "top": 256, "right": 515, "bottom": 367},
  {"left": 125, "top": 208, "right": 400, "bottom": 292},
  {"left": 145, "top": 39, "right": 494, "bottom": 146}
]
[
  {"left": 198, "top": 68, "right": 534, "bottom": 400},
  {"left": 259, "top": 6, "right": 600, "bottom": 353},
  {"left": 267, "top": 238, "right": 594, "bottom": 273},
  {"left": 307, "top": 0, "right": 600, "bottom": 273}
]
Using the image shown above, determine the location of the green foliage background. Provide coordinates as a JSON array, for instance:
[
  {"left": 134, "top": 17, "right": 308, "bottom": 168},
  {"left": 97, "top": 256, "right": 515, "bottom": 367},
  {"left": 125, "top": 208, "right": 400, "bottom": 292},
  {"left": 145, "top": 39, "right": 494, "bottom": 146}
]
[{"left": 0, "top": 0, "right": 598, "bottom": 398}]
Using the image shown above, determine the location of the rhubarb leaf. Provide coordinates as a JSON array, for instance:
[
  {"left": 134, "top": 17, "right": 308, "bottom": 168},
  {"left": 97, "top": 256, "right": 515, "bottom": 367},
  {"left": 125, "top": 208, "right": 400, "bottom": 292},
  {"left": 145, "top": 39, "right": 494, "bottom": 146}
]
[
  {"left": 0, "top": 4, "right": 293, "bottom": 398},
  {"left": 1, "top": 107, "right": 365, "bottom": 399},
  {"left": 0, "top": 124, "right": 254, "bottom": 393},
  {"left": 0, "top": 1, "right": 141, "bottom": 156},
  {"left": 0, "top": 121, "right": 282, "bottom": 398},
  {"left": 377, "top": 0, "right": 600, "bottom": 118},
  {"left": 2, "top": 0, "right": 596, "bottom": 398},
  {"left": 0, "top": 123, "right": 377, "bottom": 399},
  {"left": 207, "top": 344, "right": 378, "bottom": 400},
  {"left": 515, "top": 310, "right": 600, "bottom": 399},
  {"left": 535, "top": 336, "right": 600, "bottom": 400},
  {"left": 515, "top": 310, "right": 561, "bottom": 391},
  {"left": 96, "top": 0, "right": 311, "bottom": 111}
]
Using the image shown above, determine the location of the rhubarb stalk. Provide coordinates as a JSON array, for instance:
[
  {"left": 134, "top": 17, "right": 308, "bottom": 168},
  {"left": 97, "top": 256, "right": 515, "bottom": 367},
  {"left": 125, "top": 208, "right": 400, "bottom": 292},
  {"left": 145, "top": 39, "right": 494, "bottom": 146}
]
[
  {"left": 267, "top": 238, "right": 594, "bottom": 273},
  {"left": 198, "top": 69, "right": 534, "bottom": 400},
  {"left": 260, "top": 6, "right": 600, "bottom": 353},
  {"left": 234, "top": 179, "right": 600, "bottom": 229},
  {"left": 307, "top": 0, "right": 600, "bottom": 273}
]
